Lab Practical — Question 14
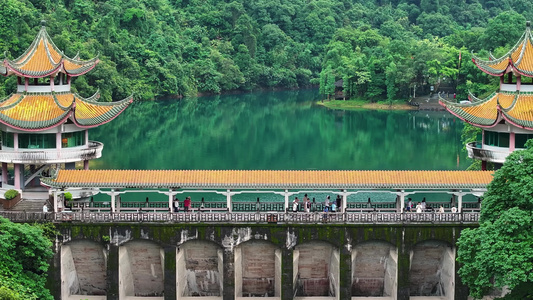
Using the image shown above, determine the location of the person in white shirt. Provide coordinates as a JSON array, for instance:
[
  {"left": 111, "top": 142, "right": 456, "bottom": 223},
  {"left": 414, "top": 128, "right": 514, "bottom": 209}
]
[{"left": 451, "top": 206, "right": 458, "bottom": 213}]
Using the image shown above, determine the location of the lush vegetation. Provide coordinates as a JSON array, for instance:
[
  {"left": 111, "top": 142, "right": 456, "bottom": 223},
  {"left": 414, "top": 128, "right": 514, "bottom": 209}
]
[
  {"left": 0, "top": 218, "right": 54, "bottom": 300},
  {"left": 457, "top": 140, "right": 533, "bottom": 299},
  {"left": 0, "top": 0, "right": 531, "bottom": 101}
]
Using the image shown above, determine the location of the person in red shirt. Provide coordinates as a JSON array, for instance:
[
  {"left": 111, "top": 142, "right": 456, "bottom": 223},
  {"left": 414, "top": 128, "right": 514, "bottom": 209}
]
[{"left": 184, "top": 197, "right": 191, "bottom": 212}]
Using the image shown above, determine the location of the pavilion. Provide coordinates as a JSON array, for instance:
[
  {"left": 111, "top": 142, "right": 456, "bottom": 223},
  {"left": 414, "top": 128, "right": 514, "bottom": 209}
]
[
  {"left": 0, "top": 21, "right": 132, "bottom": 191},
  {"left": 440, "top": 21, "right": 533, "bottom": 169}
]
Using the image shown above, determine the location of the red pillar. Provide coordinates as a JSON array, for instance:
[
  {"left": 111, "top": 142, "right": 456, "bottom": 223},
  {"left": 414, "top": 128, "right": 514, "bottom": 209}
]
[
  {"left": 84, "top": 160, "right": 89, "bottom": 170},
  {"left": 509, "top": 132, "right": 515, "bottom": 152},
  {"left": 481, "top": 160, "right": 487, "bottom": 171}
]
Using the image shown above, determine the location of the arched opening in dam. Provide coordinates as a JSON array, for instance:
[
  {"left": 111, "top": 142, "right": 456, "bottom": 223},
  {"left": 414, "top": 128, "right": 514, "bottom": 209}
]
[
  {"left": 119, "top": 239, "right": 165, "bottom": 298},
  {"left": 352, "top": 240, "right": 397, "bottom": 299},
  {"left": 61, "top": 239, "right": 107, "bottom": 300}
]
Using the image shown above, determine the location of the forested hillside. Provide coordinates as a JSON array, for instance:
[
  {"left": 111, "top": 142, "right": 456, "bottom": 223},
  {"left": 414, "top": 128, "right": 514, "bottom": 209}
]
[{"left": 0, "top": 0, "right": 531, "bottom": 101}]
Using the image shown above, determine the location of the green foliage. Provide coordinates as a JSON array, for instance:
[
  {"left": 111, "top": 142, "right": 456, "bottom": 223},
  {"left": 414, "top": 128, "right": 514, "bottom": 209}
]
[
  {"left": 457, "top": 140, "right": 533, "bottom": 298},
  {"left": 0, "top": 0, "right": 528, "bottom": 101},
  {"left": 64, "top": 192, "right": 72, "bottom": 201},
  {"left": 3, "top": 189, "right": 19, "bottom": 200},
  {"left": 0, "top": 217, "right": 54, "bottom": 300}
]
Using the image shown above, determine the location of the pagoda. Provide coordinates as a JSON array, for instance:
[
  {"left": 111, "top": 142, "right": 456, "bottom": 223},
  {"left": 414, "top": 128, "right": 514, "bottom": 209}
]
[
  {"left": 0, "top": 21, "right": 132, "bottom": 190},
  {"left": 440, "top": 21, "right": 533, "bottom": 170}
]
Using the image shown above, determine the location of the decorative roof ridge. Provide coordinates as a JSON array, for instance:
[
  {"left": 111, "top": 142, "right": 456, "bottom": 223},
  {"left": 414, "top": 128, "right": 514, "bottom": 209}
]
[
  {"left": 72, "top": 95, "right": 133, "bottom": 128},
  {"left": 439, "top": 92, "right": 496, "bottom": 108},
  {"left": 77, "top": 94, "right": 134, "bottom": 106},
  {"left": 8, "top": 26, "right": 45, "bottom": 63},
  {"left": 0, "top": 93, "right": 14, "bottom": 104},
  {"left": 499, "top": 92, "right": 521, "bottom": 113},
  {"left": 0, "top": 94, "right": 24, "bottom": 111},
  {"left": 74, "top": 90, "right": 100, "bottom": 103},
  {"left": 477, "top": 26, "right": 528, "bottom": 66},
  {"left": 52, "top": 92, "right": 74, "bottom": 111},
  {"left": 513, "top": 25, "right": 532, "bottom": 68},
  {"left": 468, "top": 91, "right": 497, "bottom": 103}
]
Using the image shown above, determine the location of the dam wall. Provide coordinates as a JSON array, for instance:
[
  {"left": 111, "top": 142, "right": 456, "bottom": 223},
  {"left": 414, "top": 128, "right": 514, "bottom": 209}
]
[{"left": 48, "top": 223, "right": 472, "bottom": 300}]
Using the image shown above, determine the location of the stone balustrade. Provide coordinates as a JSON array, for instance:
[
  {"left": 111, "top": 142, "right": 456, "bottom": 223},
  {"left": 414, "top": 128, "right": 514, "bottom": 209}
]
[{"left": 0, "top": 211, "right": 479, "bottom": 224}]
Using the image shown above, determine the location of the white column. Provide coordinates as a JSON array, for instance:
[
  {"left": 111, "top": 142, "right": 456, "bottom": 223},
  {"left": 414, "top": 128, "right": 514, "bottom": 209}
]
[
  {"left": 168, "top": 190, "right": 173, "bottom": 212},
  {"left": 458, "top": 191, "right": 463, "bottom": 213},
  {"left": 400, "top": 190, "right": 405, "bottom": 213},
  {"left": 284, "top": 189, "right": 289, "bottom": 212},
  {"left": 110, "top": 190, "right": 116, "bottom": 213},
  {"left": 53, "top": 190, "right": 58, "bottom": 212},
  {"left": 85, "top": 130, "right": 89, "bottom": 147},
  {"left": 342, "top": 190, "right": 347, "bottom": 213},
  {"left": 226, "top": 189, "right": 232, "bottom": 212},
  {"left": 13, "top": 133, "right": 18, "bottom": 150},
  {"left": 56, "top": 132, "right": 62, "bottom": 149}
]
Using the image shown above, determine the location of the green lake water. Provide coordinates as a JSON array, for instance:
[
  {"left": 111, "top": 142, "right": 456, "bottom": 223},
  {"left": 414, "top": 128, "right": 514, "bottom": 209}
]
[{"left": 89, "top": 89, "right": 471, "bottom": 204}]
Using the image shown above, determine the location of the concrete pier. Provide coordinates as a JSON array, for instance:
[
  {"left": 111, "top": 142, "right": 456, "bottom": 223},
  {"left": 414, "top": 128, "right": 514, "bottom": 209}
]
[{"left": 51, "top": 223, "right": 472, "bottom": 300}]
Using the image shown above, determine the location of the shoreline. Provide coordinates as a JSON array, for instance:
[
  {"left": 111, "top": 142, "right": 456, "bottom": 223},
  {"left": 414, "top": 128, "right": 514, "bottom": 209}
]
[{"left": 316, "top": 100, "right": 418, "bottom": 111}]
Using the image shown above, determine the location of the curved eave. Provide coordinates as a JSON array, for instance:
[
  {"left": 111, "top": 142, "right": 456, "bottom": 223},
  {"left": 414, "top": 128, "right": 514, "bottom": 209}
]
[
  {"left": 63, "top": 58, "right": 99, "bottom": 77},
  {"left": 72, "top": 96, "right": 133, "bottom": 128},
  {"left": 0, "top": 109, "right": 72, "bottom": 131},
  {"left": 439, "top": 97, "right": 499, "bottom": 127},
  {"left": 5, "top": 63, "right": 61, "bottom": 78},
  {"left": 501, "top": 112, "right": 533, "bottom": 130},
  {"left": 472, "top": 57, "right": 508, "bottom": 76}
]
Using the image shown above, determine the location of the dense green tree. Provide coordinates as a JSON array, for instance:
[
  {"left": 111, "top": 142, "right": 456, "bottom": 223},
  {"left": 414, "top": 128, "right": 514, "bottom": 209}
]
[
  {"left": 0, "top": 218, "right": 54, "bottom": 300},
  {"left": 457, "top": 141, "right": 533, "bottom": 299},
  {"left": 0, "top": 0, "right": 530, "bottom": 100}
]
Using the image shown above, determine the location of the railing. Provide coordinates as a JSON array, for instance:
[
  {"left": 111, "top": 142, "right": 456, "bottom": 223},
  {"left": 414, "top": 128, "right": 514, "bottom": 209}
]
[
  {"left": 466, "top": 142, "right": 509, "bottom": 164},
  {"left": 68, "top": 200, "right": 480, "bottom": 213},
  {"left": 0, "top": 141, "right": 103, "bottom": 164},
  {"left": 0, "top": 211, "right": 480, "bottom": 224}
]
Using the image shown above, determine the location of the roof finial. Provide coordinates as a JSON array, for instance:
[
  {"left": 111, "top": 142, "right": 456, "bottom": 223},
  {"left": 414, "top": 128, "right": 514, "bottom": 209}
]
[{"left": 41, "top": 20, "right": 46, "bottom": 27}]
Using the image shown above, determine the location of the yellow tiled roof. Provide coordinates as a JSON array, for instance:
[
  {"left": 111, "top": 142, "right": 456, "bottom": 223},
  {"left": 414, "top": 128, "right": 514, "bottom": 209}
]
[
  {"left": 18, "top": 39, "right": 58, "bottom": 73},
  {"left": 42, "top": 170, "right": 494, "bottom": 189},
  {"left": 3, "top": 26, "right": 98, "bottom": 77},
  {"left": 474, "top": 22, "right": 533, "bottom": 77},
  {"left": 440, "top": 92, "right": 533, "bottom": 128},
  {"left": 0, "top": 92, "right": 132, "bottom": 130},
  {"left": 0, "top": 94, "right": 69, "bottom": 124}
]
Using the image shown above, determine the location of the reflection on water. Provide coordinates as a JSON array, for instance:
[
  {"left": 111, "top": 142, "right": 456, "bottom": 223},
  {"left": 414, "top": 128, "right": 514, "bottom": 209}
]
[
  {"left": 90, "top": 89, "right": 468, "bottom": 171},
  {"left": 89, "top": 89, "right": 469, "bottom": 204}
]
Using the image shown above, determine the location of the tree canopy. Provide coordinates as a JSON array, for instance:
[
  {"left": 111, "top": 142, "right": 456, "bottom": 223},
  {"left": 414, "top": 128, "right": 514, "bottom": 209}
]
[
  {"left": 0, "top": 0, "right": 530, "bottom": 101},
  {"left": 0, "top": 218, "right": 54, "bottom": 300},
  {"left": 457, "top": 141, "right": 533, "bottom": 299}
]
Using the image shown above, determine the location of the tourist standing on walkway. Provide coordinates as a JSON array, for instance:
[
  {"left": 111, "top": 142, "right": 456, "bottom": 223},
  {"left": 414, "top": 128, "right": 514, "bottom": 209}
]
[
  {"left": 407, "top": 198, "right": 413, "bottom": 212},
  {"left": 173, "top": 197, "right": 180, "bottom": 213},
  {"left": 184, "top": 197, "right": 191, "bottom": 212},
  {"left": 336, "top": 195, "right": 342, "bottom": 210},
  {"left": 451, "top": 206, "right": 457, "bottom": 213},
  {"left": 438, "top": 205, "right": 444, "bottom": 213},
  {"left": 416, "top": 202, "right": 422, "bottom": 213},
  {"left": 292, "top": 197, "right": 299, "bottom": 212},
  {"left": 303, "top": 195, "right": 310, "bottom": 213},
  {"left": 421, "top": 198, "right": 427, "bottom": 211},
  {"left": 325, "top": 195, "right": 331, "bottom": 212}
]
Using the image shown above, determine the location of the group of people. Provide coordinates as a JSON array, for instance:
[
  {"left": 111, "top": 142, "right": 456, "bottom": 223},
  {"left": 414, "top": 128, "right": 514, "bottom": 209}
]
[
  {"left": 173, "top": 196, "right": 191, "bottom": 213},
  {"left": 292, "top": 194, "right": 342, "bottom": 213},
  {"left": 406, "top": 198, "right": 456, "bottom": 213}
]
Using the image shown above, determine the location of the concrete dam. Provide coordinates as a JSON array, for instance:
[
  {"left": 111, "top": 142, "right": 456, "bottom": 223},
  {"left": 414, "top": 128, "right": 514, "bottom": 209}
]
[{"left": 49, "top": 222, "right": 470, "bottom": 300}]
